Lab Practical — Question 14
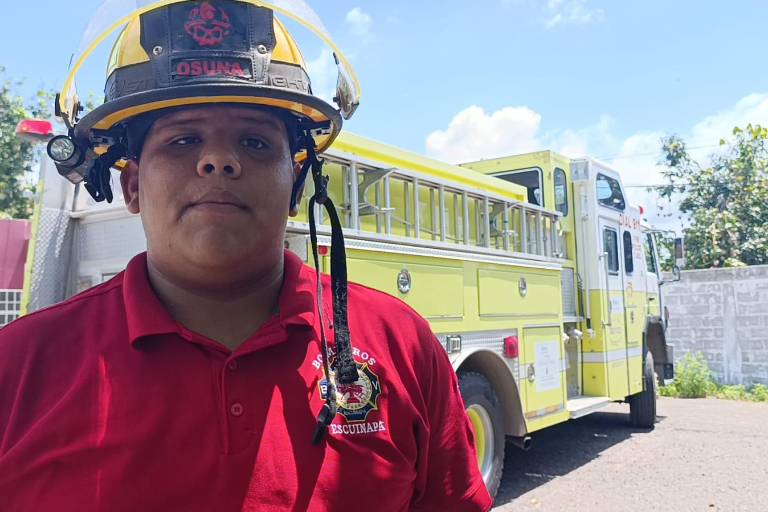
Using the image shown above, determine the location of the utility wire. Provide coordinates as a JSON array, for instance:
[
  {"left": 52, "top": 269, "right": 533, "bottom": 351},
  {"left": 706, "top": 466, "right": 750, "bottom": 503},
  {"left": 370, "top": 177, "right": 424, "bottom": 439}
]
[
  {"left": 596, "top": 143, "right": 721, "bottom": 162},
  {"left": 624, "top": 183, "right": 691, "bottom": 189}
]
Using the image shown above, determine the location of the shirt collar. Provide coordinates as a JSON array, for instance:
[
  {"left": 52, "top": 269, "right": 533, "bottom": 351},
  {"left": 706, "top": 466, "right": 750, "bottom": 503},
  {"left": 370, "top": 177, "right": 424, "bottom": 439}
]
[
  {"left": 277, "top": 249, "right": 316, "bottom": 329},
  {"left": 123, "top": 252, "right": 180, "bottom": 345},
  {"left": 123, "top": 250, "right": 316, "bottom": 346}
]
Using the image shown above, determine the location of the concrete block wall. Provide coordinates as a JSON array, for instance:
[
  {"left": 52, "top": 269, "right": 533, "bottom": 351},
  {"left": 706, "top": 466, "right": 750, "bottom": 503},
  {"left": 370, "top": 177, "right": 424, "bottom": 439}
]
[
  {"left": 662, "top": 265, "right": 768, "bottom": 385},
  {"left": 662, "top": 265, "right": 768, "bottom": 386}
]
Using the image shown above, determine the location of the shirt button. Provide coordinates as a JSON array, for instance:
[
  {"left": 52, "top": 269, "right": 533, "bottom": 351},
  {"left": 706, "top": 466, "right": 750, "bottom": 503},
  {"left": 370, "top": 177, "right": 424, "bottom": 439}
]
[
  {"left": 227, "top": 360, "right": 238, "bottom": 371},
  {"left": 230, "top": 402, "right": 244, "bottom": 417}
]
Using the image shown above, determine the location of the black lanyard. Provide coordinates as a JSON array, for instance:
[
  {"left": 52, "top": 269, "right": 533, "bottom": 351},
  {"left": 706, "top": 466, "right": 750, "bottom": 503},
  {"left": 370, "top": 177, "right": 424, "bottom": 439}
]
[{"left": 301, "top": 134, "right": 359, "bottom": 445}]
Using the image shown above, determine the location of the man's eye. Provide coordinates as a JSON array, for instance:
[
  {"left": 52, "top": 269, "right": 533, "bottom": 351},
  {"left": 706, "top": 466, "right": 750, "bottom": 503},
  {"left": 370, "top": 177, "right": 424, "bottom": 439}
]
[
  {"left": 170, "top": 136, "right": 200, "bottom": 146},
  {"left": 242, "top": 137, "right": 268, "bottom": 150}
]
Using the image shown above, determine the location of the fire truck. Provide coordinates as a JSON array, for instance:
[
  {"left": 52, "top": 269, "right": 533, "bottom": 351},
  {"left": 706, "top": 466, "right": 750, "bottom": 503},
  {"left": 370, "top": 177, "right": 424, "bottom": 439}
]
[{"left": 20, "top": 128, "right": 675, "bottom": 497}]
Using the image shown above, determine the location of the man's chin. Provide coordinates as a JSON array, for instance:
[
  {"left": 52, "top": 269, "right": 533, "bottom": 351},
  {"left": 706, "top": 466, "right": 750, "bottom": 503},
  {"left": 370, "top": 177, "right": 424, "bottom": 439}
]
[
  {"left": 185, "top": 243, "right": 257, "bottom": 268},
  {"left": 148, "top": 229, "right": 283, "bottom": 279}
]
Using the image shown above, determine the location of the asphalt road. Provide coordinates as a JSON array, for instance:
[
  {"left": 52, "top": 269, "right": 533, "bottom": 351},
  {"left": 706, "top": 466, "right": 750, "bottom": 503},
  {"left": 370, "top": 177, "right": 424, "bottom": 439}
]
[{"left": 492, "top": 397, "right": 768, "bottom": 512}]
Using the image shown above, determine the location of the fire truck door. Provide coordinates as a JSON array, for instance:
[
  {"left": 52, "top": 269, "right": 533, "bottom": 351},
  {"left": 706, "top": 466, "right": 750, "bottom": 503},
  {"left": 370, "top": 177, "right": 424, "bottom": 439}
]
[
  {"left": 598, "top": 218, "right": 630, "bottom": 400},
  {"left": 621, "top": 227, "right": 645, "bottom": 395},
  {"left": 643, "top": 232, "right": 662, "bottom": 319}
]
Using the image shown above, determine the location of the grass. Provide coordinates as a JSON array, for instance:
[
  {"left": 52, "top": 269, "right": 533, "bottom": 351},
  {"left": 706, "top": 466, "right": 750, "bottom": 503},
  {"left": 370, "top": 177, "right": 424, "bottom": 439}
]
[{"left": 659, "top": 352, "right": 768, "bottom": 402}]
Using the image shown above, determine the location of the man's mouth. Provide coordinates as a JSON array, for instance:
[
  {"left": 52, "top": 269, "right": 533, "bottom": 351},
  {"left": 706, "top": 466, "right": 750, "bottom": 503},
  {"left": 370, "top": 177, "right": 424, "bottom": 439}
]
[{"left": 186, "top": 190, "right": 248, "bottom": 215}]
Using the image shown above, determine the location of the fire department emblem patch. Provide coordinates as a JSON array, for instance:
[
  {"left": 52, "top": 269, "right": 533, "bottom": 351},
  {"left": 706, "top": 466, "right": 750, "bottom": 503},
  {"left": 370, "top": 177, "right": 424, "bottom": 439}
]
[
  {"left": 184, "top": 1, "right": 232, "bottom": 47},
  {"left": 319, "top": 362, "right": 381, "bottom": 423}
]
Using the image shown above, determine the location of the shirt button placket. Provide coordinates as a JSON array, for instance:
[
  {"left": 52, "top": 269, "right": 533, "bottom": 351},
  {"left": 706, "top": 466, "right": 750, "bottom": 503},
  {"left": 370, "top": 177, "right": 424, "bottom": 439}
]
[{"left": 223, "top": 358, "right": 247, "bottom": 453}]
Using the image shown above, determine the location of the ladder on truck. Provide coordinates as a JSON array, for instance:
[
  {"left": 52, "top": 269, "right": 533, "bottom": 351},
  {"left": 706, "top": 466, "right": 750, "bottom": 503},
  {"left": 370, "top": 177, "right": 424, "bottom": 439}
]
[
  {"left": 23, "top": 143, "right": 565, "bottom": 315},
  {"left": 293, "top": 149, "right": 566, "bottom": 262}
]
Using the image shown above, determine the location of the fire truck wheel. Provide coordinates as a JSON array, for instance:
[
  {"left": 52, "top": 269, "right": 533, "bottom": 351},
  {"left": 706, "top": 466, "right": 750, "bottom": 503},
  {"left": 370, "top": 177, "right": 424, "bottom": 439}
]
[
  {"left": 459, "top": 371, "right": 505, "bottom": 498},
  {"left": 629, "top": 352, "right": 657, "bottom": 428}
]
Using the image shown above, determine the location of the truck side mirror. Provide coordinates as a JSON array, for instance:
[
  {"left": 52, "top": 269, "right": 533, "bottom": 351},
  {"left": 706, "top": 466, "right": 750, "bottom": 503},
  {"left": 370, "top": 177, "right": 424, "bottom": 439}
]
[
  {"left": 674, "top": 237, "right": 685, "bottom": 269},
  {"left": 660, "top": 265, "right": 682, "bottom": 285}
]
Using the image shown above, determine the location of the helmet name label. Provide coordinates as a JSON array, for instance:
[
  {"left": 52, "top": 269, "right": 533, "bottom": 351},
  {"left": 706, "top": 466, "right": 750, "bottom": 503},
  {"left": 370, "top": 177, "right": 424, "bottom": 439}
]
[{"left": 173, "top": 58, "right": 252, "bottom": 80}]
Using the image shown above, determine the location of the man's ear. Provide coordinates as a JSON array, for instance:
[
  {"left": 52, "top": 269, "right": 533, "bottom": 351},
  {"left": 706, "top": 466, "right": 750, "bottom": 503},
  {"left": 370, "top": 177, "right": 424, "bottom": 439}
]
[
  {"left": 289, "top": 161, "right": 304, "bottom": 217},
  {"left": 120, "top": 160, "right": 141, "bottom": 214}
]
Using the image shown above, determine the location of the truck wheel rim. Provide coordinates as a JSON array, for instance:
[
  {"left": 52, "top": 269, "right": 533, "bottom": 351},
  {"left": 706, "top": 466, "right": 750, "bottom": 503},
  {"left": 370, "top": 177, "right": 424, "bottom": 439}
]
[{"left": 466, "top": 404, "right": 495, "bottom": 482}]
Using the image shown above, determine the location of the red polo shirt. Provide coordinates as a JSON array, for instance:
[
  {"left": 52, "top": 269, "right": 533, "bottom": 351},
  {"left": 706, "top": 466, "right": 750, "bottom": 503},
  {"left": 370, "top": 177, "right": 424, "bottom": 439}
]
[{"left": 0, "top": 251, "right": 491, "bottom": 511}]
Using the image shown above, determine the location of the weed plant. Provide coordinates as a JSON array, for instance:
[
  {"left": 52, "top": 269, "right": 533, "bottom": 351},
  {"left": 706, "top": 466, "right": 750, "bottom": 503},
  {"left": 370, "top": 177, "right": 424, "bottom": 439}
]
[{"left": 659, "top": 352, "right": 768, "bottom": 402}]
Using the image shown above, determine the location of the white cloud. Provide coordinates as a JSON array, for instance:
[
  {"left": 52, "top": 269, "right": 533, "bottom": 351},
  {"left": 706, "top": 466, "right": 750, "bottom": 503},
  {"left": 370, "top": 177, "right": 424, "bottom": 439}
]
[
  {"left": 424, "top": 92, "right": 768, "bottom": 233},
  {"left": 544, "top": 0, "right": 604, "bottom": 29},
  {"left": 545, "top": 115, "right": 617, "bottom": 159},
  {"left": 612, "top": 93, "right": 768, "bottom": 230},
  {"left": 346, "top": 7, "right": 373, "bottom": 38},
  {"left": 608, "top": 93, "right": 768, "bottom": 190},
  {"left": 604, "top": 131, "right": 681, "bottom": 230},
  {"left": 688, "top": 93, "right": 768, "bottom": 152},
  {"left": 425, "top": 107, "right": 613, "bottom": 164},
  {"left": 425, "top": 106, "right": 543, "bottom": 163},
  {"left": 306, "top": 48, "right": 337, "bottom": 105},
  {"left": 427, "top": 93, "right": 768, "bottom": 170}
]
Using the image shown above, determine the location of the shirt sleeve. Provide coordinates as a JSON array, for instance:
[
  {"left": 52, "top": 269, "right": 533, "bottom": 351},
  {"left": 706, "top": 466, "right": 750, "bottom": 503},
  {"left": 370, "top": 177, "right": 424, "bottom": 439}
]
[{"left": 409, "top": 322, "right": 493, "bottom": 512}]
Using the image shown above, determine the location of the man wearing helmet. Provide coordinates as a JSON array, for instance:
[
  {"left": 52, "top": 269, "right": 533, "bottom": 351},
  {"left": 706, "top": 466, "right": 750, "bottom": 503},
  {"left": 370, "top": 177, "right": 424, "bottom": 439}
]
[{"left": 0, "top": 1, "right": 492, "bottom": 510}]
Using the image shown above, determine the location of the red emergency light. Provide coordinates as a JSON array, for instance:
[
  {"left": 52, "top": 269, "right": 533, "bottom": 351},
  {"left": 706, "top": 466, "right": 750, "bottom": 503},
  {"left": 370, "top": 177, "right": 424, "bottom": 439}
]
[
  {"left": 15, "top": 119, "right": 55, "bottom": 143},
  {"left": 503, "top": 335, "right": 519, "bottom": 359}
]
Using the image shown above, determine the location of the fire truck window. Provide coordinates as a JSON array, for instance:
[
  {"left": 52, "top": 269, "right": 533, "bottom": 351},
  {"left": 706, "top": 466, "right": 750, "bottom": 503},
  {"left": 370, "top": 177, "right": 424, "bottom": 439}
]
[
  {"left": 603, "top": 228, "right": 619, "bottom": 274},
  {"left": 494, "top": 169, "right": 543, "bottom": 206},
  {"left": 554, "top": 168, "right": 568, "bottom": 216},
  {"left": 596, "top": 173, "right": 626, "bottom": 211},
  {"left": 645, "top": 233, "right": 658, "bottom": 274},
  {"left": 623, "top": 231, "right": 634, "bottom": 274}
]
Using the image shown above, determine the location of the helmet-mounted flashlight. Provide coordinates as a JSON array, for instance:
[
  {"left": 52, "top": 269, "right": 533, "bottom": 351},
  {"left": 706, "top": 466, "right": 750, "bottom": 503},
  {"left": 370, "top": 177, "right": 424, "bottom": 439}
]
[
  {"left": 47, "top": 135, "right": 82, "bottom": 166},
  {"left": 46, "top": 134, "right": 93, "bottom": 185}
]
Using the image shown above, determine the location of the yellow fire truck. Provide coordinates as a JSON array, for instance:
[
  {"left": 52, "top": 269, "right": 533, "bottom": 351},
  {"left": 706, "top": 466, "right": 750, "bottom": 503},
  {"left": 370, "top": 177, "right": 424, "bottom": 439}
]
[{"left": 21, "top": 130, "right": 674, "bottom": 497}]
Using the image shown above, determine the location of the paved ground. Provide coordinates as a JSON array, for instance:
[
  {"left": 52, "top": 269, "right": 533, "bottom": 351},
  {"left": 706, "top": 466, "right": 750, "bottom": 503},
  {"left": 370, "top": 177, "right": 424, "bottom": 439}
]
[{"left": 492, "top": 397, "right": 768, "bottom": 512}]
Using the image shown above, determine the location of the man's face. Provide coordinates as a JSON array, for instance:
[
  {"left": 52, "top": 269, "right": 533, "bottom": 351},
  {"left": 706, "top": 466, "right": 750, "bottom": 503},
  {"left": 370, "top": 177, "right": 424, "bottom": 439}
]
[{"left": 121, "top": 105, "right": 298, "bottom": 288}]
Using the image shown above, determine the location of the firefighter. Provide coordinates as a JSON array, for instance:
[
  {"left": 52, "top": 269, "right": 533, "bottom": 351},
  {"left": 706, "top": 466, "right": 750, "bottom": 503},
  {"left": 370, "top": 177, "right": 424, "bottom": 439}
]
[{"left": 0, "top": 1, "right": 492, "bottom": 510}]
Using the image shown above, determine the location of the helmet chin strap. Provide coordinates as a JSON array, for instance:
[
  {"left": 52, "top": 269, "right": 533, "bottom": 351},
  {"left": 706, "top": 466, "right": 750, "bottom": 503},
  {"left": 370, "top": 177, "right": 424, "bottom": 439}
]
[
  {"left": 84, "top": 142, "right": 127, "bottom": 203},
  {"left": 294, "top": 128, "right": 359, "bottom": 445}
]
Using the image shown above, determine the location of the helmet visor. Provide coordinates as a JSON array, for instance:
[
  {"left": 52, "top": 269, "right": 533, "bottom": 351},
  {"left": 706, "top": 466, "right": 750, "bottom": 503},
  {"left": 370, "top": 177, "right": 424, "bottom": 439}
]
[{"left": 59, "top": 0, "right": 360, "bottom": 128}]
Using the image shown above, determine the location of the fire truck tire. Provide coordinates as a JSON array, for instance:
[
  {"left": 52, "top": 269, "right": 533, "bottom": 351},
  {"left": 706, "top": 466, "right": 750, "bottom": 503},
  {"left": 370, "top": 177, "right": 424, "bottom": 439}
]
[
  {"left": 629, "top": 352, "right": 657, "bottom": 428},
  {"left": 458, "top": 371, "right": 505, "bottom": 498}
]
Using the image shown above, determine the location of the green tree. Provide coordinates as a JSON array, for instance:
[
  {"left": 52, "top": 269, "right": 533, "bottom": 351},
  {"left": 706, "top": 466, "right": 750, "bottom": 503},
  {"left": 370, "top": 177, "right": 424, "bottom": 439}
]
[
  {"left": 659, "top": 124, "right": 768, "bottom": 268},
  {"left": 0, "top": 69, "right": 53, "bottom": 219}
]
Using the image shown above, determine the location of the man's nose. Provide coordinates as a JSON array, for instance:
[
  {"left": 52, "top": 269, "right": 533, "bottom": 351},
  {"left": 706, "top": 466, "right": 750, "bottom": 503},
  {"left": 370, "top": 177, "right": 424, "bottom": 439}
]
[{"left": 196, "top": 145, "right": 242, "bottom": 178}]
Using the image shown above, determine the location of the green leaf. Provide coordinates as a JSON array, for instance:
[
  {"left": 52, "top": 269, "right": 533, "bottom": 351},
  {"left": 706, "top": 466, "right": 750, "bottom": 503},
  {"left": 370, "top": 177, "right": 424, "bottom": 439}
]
[{"left": 660, "top": 123, "right": 768, "bottom": 268}]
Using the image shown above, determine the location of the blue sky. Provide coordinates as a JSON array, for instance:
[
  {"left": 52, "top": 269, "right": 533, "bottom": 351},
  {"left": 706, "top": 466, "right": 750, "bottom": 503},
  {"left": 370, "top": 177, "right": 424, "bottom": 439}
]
[{"left": 2, "top": 1, "right": 768, "bottom": 229}]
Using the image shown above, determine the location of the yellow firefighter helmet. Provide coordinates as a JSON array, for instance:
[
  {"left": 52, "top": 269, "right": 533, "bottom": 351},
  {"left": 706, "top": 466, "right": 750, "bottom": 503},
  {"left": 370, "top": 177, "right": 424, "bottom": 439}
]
[{"left": 49, "top": 0, "right": 360, "bottom": 202}]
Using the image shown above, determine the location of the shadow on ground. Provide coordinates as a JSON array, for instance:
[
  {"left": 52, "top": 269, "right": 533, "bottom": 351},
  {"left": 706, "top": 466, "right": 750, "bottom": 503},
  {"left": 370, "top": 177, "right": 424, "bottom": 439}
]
[{"left": 493, "top": 409, "right": 667, "bottom": 507}]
